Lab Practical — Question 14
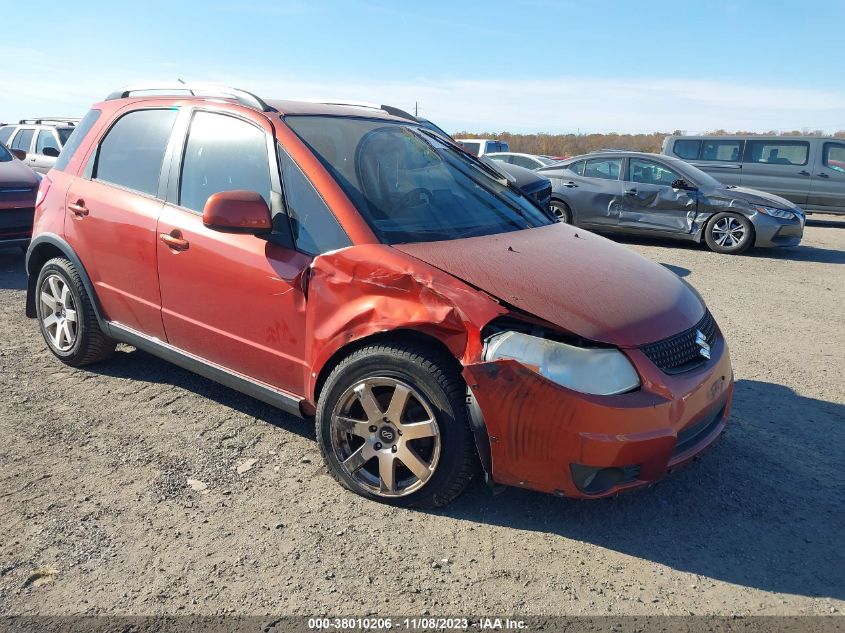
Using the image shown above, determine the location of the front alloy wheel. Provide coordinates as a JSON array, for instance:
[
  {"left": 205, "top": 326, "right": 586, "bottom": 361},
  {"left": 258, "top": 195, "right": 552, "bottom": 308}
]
[
  {"left": 330, "top": 378, "right": 440, "bottom": 497},
  {"left": 704, "top": 212, "right": 754, "bottom": 254}
]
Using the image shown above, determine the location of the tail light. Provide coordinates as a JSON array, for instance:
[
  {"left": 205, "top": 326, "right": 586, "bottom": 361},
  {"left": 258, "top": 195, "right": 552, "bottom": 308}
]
[{"left": 35, "top": 175, "right": 51, "bottom": 210}]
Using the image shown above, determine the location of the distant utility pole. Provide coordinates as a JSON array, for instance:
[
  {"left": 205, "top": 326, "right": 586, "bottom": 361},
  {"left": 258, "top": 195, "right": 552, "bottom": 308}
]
[{"left": 415, "top": 101, "right": 418, "bottom": 117}]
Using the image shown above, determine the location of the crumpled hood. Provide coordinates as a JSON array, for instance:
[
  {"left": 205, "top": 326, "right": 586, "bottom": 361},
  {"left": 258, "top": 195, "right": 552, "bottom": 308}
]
[
  {"left": 394, "top": 223, "right": 705, "bottom": 347},
  {"left": 0, "top": 158, "right": 39, "bottom": 189},
  {"left": 715, "top": 186, "right": 796, "bottom": 210}
]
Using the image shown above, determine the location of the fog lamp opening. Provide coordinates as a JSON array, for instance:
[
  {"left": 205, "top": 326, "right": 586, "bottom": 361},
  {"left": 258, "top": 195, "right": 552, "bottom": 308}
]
[{"left": 570, "top": 463, "right": 640, "bottom": 495}]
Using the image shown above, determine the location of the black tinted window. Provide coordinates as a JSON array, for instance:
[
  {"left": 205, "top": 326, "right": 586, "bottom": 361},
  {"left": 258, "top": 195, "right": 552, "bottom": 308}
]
[
  {"left": 180, "top": 112, "right": 271, "bottom": 213},
  {"left": 0, "top": 127, "right": 13, "bottom": 145},
  {"left": 701, "top": 140, "right": 742, "bottom": 162},
  {"left": 95, "top": 109, "right": 177, "bottom": 195},
  {"left": 584, "top": 157, "right": 621, "bottom": 180},
  {"left": 746, "top": 140, "right": 809, "bottom": 166},
  {"left": 278, "top": 147, "right": 350, "bottom": 255},
  {"left": 823, "top": 143, "right": 845, "bottom": 173},
  {"left": 673, "top": 139, "right": 700, "bottom": 160},
  {"left": 36, "top": 130, "right": 60, "bottom": 155},
  {"left": 11, "top": 129, "right": 34, "bottom": 152},
  {"left": 55, "top": 109, "right": 101, "bottom": 172}
]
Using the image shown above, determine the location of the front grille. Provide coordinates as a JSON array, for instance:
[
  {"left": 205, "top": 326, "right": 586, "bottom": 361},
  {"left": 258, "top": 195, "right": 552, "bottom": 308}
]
[
  {"left": 641, "top": 310, "right": 717, "bottom": 374},
  {"left": 531, "top": 183, "right": 552, "bottom": 211},
  {"left": 0, "top": 208, "right": 35, "bottom": 233},
  {"left": 673, "top": 404, "right": 725, "bottom": 457}
]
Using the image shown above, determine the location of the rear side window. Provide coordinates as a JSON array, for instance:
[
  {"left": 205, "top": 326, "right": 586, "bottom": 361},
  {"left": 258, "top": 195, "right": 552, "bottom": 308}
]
[
  {"left": 701, "top": 139, "right": 742, "bottom": 162},
  {"left": 36, "top": 130, "right": 61, "bottom": 155},
  {"left": 55, "top": 109, "right": 101, "bottom": 172},
  {"left": 823, "top": 142, "right": 845, "bottom": 173},
  {"left": 486, "top": 141, "right": 509, "bottom": 153},
  {"left": 745, "top": 140, "right": 809, "bottom": 166},
  {"left": 584, "top": 157, "right": 621, "bottom": 180},
  {"left": 0, "top": 126, "right": 13, "bottom": 145},
  {"left": 179, "top": 111, "right": 270, "bottom": 213},
  {"left": 673, "top": 139, "right": 700, "bottom": 160},
  {"left": 11, "top": 129, "right": 34, "bottom": 152},
  {"left": 95, "top": 109, "right": 178, "bottom": 196},
  {"left": 278, "top": 147, "right": 350, "bottom": 255}
]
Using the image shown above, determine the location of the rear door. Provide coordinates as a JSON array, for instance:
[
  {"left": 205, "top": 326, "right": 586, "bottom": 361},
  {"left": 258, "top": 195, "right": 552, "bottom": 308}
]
[
  {"left": 567, "top": 156, "right": 624, "bottom": 227},
  {"left": 807, "top": 140, "right": 845, "bottom": 212},
  {"left": 156, "top": 108, "right": 314, "bottom": 396},
  {"left": 741, "top": 139, "right": 812, "bottom": 204},
  {"left": 619, "top": 157, "right": 697, "bottom": 233},
  {"left": 63, "top": 107, "right": 178, "bottom": 340}
]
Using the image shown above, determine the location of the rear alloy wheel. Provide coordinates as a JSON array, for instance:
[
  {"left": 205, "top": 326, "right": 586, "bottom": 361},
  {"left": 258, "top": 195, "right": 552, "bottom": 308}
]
[
  {"left": 316, "top": 342, "right": 477, "bottom": 507},
  {"left": 550, "top": 200, "right": 571, "bottom": 223},
  {"left": 704, "top": 212, "right": 754, "bottom": 254}
]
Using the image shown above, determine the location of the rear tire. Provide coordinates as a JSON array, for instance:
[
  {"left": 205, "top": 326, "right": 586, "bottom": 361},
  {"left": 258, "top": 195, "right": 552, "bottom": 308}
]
[
  {"left": 316, "top": 341, "right": 478, "bottom": 508},
  {"left": 35, "top": 257, "right": 116, "bottom": 366},
  {"left": 704, "top": 212, "right": 754, "bottom": 254},
  {"left": 550, "top": 200, "right": 571, "bottom": 224}
]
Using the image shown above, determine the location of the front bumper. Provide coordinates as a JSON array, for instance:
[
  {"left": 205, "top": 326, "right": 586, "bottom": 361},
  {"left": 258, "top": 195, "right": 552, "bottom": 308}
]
[
  {"left": 463, "top": 334, "right": 733, "bottom": 498},
  {"left": 751, "top": 211, "right": 804, "bottom": 247}
]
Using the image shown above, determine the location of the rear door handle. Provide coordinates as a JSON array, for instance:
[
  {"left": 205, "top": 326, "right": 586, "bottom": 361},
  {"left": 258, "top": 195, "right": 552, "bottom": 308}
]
[
  {"left": 798, "top": 170, "right": 810, "bottom": 176},
  {"left": 160, "top": 230, "right": 190, "bottom": 252},
  {"left": 68, "top": 200, "right": 89, "bottom": 217},
  {"left": 817, "top": 172, "right": 830, "bottom": 178}
]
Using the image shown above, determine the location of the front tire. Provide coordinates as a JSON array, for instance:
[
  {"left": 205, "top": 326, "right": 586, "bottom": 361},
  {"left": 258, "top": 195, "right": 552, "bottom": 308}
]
[
  {"left": 550, "top": 200, "right": 571, "bottom": 224},
  {"left": 35, "top": 257, "right": 116, "bottom": 366},
  {"left": 704, "top": 212, "right": 754, "bottom": 254},
  {"left": 316, "top": 341, "right": 478, "bottom": 508}
]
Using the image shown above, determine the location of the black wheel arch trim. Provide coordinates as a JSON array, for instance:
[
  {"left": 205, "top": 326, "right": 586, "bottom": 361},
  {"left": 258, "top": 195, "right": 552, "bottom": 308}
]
[{"left": 25, "top": 233, "right": 107, "bottom": 327}]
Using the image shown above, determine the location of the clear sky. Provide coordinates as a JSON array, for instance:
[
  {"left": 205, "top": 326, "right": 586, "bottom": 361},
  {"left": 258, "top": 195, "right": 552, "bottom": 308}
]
[{"left": 2, "top": 0, "right": 843, "bottom": 134}]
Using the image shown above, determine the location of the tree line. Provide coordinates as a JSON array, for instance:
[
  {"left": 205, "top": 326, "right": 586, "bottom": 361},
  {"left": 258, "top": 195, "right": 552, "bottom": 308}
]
[{"left": 451, "top": 129, "right": 845, "bottom": 158}]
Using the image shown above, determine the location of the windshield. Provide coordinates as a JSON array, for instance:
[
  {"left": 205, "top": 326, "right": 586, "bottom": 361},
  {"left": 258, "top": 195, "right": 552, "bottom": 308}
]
[{"left": 285, "top": 116, "right": 552, "bottom": 244}]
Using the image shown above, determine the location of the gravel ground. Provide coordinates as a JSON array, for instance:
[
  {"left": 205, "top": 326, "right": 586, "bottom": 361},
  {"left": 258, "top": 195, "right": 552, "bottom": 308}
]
[{"left": 0, "top": 217, "right": 843, "bottom": 617}]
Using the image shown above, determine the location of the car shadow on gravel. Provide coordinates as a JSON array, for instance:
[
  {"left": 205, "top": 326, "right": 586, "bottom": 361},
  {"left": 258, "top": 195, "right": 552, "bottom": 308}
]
[
  {"left": 0, "top": 247, "right": 26, "bottom": 290},
  {"left": 434, "top": 378, "right": 845, "bottom": 602}
]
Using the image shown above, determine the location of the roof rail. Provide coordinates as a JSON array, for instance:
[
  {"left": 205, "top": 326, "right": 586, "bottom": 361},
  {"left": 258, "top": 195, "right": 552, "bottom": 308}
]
[
  {"left": 19, "top": 117, "right": 81, "bottom": 125},
  {"left": 105, "top": 83, "right": 275, "bottom": 112},
  {"left": 307, "top": 100, "right": 417, "bottom": 121}
]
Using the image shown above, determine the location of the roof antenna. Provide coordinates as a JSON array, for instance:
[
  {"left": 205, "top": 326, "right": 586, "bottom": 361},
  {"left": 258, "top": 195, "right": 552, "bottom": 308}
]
[{"left": 177, "top": 78, "right": 186, "bottom": 84}]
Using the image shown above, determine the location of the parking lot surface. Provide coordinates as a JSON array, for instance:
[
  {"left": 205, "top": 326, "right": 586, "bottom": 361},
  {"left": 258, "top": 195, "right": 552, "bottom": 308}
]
[{"left": 1, "top": 218, "right": 843, "bottom": 616}]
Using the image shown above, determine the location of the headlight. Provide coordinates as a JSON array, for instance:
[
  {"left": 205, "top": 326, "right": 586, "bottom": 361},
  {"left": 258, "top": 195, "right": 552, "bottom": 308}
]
[
  {"left": 754, "top": 205, "right": 795, "bottom": 220},
  {"left": 484, "top": 331, "right": 640, "bottom": 395}
]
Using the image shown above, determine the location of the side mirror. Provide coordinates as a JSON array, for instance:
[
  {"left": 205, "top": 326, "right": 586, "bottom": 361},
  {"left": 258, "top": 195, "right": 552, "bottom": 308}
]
[
  {"left": 671, "top": 178, "right": 695, "bottom": 191},
  {"left": 202, "top": 190, "right": 272, "bottom": 234},
  {"left": 42, "top": 147, "right": 60, "bottom": 158},
  {"left": 10, "top": 149, "right": 26, "bottom": 161}
]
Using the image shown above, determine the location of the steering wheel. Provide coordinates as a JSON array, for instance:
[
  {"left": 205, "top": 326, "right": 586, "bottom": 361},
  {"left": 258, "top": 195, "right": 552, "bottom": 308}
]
[{"left": 397, "top": 187, "right": 433, "bottom": 209}]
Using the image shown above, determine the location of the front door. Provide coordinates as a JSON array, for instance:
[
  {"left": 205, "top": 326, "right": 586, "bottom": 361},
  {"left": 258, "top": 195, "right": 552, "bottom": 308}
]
[
  {"left": 807, "top": 141, "right": 845, "bottom": 212},
  {"left": 63, "top": 107, "right": 179, "bottom": 340},
  {"left": 619, "top": 157, "right": 697, "bottom": 233},
  {"left": 156, "top": 109, "right": 311, "bottom": 396}
]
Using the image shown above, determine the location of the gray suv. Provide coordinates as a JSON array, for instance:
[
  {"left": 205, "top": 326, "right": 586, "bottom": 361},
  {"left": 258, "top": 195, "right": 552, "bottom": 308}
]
[
  {"left": 662, "top": 135, "right": 845, "bottom": 215},
  {"left": 0, "top": 118, "right": 80, "bottom": 174}
]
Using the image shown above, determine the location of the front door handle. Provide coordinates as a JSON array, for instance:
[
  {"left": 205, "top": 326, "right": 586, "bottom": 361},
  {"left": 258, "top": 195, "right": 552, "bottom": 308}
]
[
  {"left": 563, "top": 181, "right": 579, "bottom": 188},
  {"left": 68, "top": 200, "right": 89, "bottom": 217},
  {"left": 160, "top": 230, "right": 190, "bottom": 252},
  {"left": 798, "top": 170, "right": 810, "bottom": 176},
  {"left": 624, "top": 188, "right": 638, "bottom": 195},
  {"left": 817, "top": 172, "right": 830, "bottom": 178}
]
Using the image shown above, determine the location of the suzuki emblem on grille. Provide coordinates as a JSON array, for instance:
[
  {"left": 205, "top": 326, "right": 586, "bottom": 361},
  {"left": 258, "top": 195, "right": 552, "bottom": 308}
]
[{"left": 695, "top": 329, "right": 711, "bottom": 360}]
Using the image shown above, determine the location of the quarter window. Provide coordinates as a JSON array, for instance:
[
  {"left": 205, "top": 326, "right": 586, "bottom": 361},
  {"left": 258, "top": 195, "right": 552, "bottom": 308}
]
[
  {"left": 745, "top": 140, "right": 809, "bottom": 166},
  {"left": 11, "top": 129, "right": 34, "bottom": 152},
  {"left": 36, "top": 130, "right": 61, "bottom": 155},
  {"left": 630, "top": 158, "right": 683, "bottom": 186},
  {"left": 584, "top": 157, "right": 622, "bottom": 180},
  {"left": 278, "top": 147, "right": 350, "bottom": 255},
  {"left": 823, "top": 142, "right": 845, "bottom": 173},
  {"left": 180, "top": 112, "right": 271, "bottom": 213},
  {"left": 95, "top": 109, "right": 177, "bottom": 196},
  {"left": 673, "top": 139, "right": 700, "bottom": 160},
  {"left": 55, "top": 109, "right": 101, "bottom": 172},
  {"left": 701, "top": 140, "right": 742, "bottom": 162}
]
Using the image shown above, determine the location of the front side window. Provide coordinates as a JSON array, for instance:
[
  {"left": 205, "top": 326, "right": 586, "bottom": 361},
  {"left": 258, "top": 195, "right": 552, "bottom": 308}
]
[
  {"left": 823, "top": 142, "right": 845, "bottom": 173},
  {"left": 11, "top": 129, "right": 34, "bottom": 152},
  {"left": 286, "top": 116, "right": 552, "bottom": 244},
  {"left": 36, "top": 130, "right": 61, "bottom": 155},
  {"left": 746, "top": 140, "right": 809, "bottom": 166},
  {"left": 278, "top": 147, "right": 350, "bottom": 255},
  {"left": 55, "top": 109, "right": 101, "bottom": 172},
  {"left": 179, "top": 112, "right": 271, "bottom": 213},
  {"left": 95, "top": 109, "right": 177, "bottom": 195},
  {"left": 701, "top": 140, "right": 742, "bottom": 162},
  {"left": 584, "top": 157, "right": 622, "bottom": 180},
  {"left": 630, "top": 158, "right": 683, "bottom": 186},
  {"left": 673, "top": 139, "right": 700, "bottom": 160}
]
